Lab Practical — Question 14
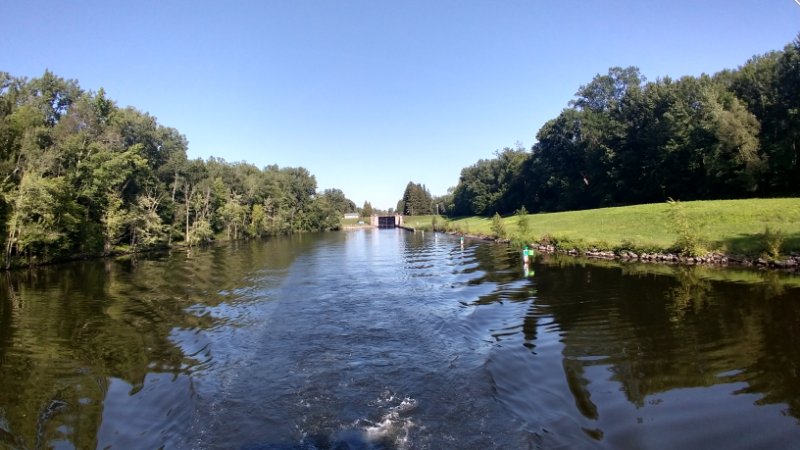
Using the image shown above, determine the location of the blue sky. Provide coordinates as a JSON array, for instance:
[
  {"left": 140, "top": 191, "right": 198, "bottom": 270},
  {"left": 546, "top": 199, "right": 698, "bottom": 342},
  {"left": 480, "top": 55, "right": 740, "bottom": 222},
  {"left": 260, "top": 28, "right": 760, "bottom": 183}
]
[{"left": 2, "top": 1, "right": 799, "bottom": 210}]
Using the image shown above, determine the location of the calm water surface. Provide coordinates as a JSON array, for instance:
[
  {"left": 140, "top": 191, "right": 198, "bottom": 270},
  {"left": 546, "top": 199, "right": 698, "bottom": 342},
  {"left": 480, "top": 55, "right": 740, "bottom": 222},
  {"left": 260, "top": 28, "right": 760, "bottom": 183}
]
[{"left": 1, "top": 229, "right": 800, "bottom": 449}]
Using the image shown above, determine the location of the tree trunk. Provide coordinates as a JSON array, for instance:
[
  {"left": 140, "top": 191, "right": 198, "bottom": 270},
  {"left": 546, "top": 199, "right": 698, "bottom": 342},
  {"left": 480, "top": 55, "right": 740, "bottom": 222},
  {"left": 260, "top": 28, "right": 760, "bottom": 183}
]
[
  {"left": 4, "top": 226, "right": 16, "bottom": 269},
  {"left": 185, "top": 187, "right": 191, "bottom": 246},
  {"left": 168, "top": 172, "right": 179, "bottom": 246}
]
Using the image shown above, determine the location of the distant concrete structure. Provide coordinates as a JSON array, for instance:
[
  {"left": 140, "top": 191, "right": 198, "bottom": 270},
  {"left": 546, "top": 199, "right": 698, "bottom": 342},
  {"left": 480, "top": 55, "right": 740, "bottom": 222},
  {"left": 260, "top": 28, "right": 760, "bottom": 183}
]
[
  {"left": 377, "top": 216, "right": 395, "bottom": 228},
  {"left": 369, "top": 214, "right": 404, "bottom": 228},
  {"left": 343, "top": 212, "right": 359, "bottom": 219}
]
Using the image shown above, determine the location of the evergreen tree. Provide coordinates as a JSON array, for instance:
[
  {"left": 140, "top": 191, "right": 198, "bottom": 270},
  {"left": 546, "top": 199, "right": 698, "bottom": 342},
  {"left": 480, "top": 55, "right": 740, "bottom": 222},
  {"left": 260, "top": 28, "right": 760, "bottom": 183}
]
[{"left": 399, "top": 181, "right": 433, "bottom": 215}]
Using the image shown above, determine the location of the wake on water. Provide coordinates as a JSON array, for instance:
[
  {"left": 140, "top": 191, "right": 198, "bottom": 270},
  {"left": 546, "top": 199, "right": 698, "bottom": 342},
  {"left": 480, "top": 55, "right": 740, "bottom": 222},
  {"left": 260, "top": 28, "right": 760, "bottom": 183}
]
[{"left": 242, "top": 393, "right": 418, "bottom": 450}]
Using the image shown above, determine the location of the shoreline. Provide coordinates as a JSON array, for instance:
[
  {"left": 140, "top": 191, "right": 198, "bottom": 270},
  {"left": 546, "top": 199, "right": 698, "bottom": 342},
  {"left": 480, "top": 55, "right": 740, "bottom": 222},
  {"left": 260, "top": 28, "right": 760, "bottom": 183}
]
[
  {"left": 529, "top": 243, "right": 800, "bottom": 271},
  {"left": 8, "top": 227, "right": 798, "bottom": 274},
  {"left": 341, "top": 224, "right": 377, "bottom": 230},
  {"left": 443, "top": 231, "right": 800, "bottom": 273}
]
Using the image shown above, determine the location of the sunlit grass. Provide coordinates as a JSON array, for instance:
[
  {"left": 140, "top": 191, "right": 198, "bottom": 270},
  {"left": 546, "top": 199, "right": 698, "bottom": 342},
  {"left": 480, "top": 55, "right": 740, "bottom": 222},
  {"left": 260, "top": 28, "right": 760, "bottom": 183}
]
[
  {"left": 341, "top": 217, "right": 369, "bottom": 226},
  {"left": 441, "top": 198, "right": 800, "bottom": 256},
  {"left": 398, "top": 215, "right": 445, "bottom": 230}
]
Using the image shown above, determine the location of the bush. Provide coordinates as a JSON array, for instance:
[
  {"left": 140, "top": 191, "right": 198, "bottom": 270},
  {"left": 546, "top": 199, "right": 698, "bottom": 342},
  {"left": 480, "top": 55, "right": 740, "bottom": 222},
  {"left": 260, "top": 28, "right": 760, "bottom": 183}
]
[
  {"left": 761, "top": 226, "right": 784, "bottom": 259},
  {"left": 516, "top": 206, "right": 530, "bottom": 237},
  {"left": 617, "top": 239, "right": 661, "bottom": 255},
  {"left": 510, "top": 237, "right": 529, "bottom": 247},
  {"left": 557, "top": 237, "right": 589, "bottom": 252},
  {"left": 667, "top": 198, "right": 708, "bottom": 257},
  {"left": 490, "top": 213, "right": 506, "bottom": 239},
  {"left": 538, "top": 233, "right": 557, "bottom": 245}
]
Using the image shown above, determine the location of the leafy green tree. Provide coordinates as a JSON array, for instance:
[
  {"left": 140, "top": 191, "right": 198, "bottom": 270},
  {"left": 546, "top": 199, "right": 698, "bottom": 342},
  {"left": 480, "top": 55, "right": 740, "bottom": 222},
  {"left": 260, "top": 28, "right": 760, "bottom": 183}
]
[
  {"left": 101, "top": 192, "right": 129, "bottom": 253},
  {"left": 0, "top": 70, "right": 352, "bottom": 266},
  {"left": 5, "top": 172, "right": 81, "bottom": 264},
  {"left": 248, "top": 203, "right": 266, "bottom": 237},
  {"left": 572, "top": 66, "right": 645, "bottom": 114},
  {"left": 26, "top": 70, "right": 81, "bottom": 126},
  {"left": 309, "top": 195, "right": 342, "bottom": 231},
  {"left": 529, "top": 109, "right": 596, "bottom": 211},
  {"left": 452, "top": 148, "right": 527, "bottom": 216},
  {"left": 218, "top": 191, "right": 246, "bottom": 240},
  {"left": 280, "top": 166, "right": 317, "bottom": 232},
  {"left": 131, "top": 190, "right": 166, "bottom": 248},
  {"left": 85, "top": 144, "right": 148, "bottom": 253},
  {"left": 432, "top": 189, "right": 453, "bottom": 216},
  {"left": 701, "top": 87, "right": 762, "bottom": 196},
  {"left": 768, "top": 36, "right": 800, "bottom": 193},
  {"left": 320, "top": 188, "right": 356, "bottom": 215},
  {"left": 361, "top": 201, "right": 374, "bottom": 217}
]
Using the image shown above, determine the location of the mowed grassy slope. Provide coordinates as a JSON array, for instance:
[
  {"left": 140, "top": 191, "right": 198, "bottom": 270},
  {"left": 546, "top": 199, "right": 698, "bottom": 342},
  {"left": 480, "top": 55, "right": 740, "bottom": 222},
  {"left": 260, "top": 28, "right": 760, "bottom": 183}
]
[
  {"left": 400, "top": 215, "right": 442, "bottom": 229},
  {"left": 408, "top": 199, "right": 800, "bottom": 256}
]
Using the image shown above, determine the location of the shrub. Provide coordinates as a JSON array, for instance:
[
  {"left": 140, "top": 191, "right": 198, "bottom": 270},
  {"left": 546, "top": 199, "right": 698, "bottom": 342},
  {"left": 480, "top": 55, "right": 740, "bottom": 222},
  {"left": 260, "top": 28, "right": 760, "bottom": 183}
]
[
  {"left": 617, "top": 239, "right": 660, "bottom": 255},
  {"left": 491, "top": 213, "right": 506, "bottom": 239},
  {"left": 761, "top": 226, "right": 784, "bottom": 259},
  {"left": 557, "top": 237, "right": 589, "bottom": 252},
  {"left": 667, "top": 198, "right": 708, "bottom": 257},
  {"left": 516, "top": 206, "right": 530, "bottom": 237},
  {"left": 538, "top": 233, "right": 557, "bottom": 245}
]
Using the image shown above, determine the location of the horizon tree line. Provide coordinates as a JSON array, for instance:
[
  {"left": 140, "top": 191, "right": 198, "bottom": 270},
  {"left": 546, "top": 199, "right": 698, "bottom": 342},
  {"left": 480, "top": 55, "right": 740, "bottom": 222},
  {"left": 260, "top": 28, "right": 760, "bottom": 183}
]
[
  {"left": 0, "top": 71, "right": 358, "bottom": 267},
  {"left": 440, "top": 34, "right": 800, "bottom": 217}
]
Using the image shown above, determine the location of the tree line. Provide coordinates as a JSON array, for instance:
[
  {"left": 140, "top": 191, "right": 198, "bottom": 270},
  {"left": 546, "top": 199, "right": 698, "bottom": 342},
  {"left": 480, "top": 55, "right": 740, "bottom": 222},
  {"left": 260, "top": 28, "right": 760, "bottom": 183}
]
[
  {"left": 444, "top": 35, "right": 800, "bottom": 217},
  {"left": 0, "top": 71, "right": 356, "bottom": 267}
]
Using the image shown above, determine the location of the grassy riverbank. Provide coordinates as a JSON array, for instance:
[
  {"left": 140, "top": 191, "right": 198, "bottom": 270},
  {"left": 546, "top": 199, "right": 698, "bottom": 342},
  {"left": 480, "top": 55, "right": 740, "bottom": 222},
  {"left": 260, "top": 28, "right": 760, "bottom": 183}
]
[
  {"left": 405, "top": 199, "right": 800, "bottom": 258},
  {"left": 341, "top": 217, "right": 369, "bottom": 226}
]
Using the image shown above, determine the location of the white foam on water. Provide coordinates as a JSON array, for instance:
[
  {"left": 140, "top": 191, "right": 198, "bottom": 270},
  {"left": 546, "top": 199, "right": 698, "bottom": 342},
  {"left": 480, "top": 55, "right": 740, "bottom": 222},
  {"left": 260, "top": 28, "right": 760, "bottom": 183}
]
[{"left": 359, "top": 394, "right": 419, "bottom": 449}]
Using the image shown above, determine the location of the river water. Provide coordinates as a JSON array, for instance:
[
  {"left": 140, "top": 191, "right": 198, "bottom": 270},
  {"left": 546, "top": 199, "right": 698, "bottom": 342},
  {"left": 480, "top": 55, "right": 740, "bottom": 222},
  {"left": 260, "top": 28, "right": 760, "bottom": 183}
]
[{"left": 1, "top": 229, "right": 799, "bottom": 449}]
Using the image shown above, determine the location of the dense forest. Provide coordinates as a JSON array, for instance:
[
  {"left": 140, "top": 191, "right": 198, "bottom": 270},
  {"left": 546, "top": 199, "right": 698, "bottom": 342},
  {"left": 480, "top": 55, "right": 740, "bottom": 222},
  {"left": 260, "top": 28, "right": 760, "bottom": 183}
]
[
  {"left": 0, "top": 71, "right": 356, "bottom": 267},
  {"left": 445, "top": 35, "right": 800, "bottom": 216}
]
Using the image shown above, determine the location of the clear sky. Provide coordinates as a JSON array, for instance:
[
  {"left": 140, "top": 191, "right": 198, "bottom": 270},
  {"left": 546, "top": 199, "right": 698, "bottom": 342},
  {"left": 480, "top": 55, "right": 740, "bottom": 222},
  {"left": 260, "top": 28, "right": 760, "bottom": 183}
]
[{"left": 2, "top": 1, "right": 799, "bottom": 210}]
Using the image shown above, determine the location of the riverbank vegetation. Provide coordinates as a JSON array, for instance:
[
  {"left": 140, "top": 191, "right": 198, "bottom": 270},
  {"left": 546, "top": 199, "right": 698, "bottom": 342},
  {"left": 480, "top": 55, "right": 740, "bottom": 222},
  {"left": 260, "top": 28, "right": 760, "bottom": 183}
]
[
  {"left": 394, "top": 35, "right": 800, "bottom": 265},
  {"left": 435, "top": 35, "right": 800, "bottom": 218},
  {"left": 405, "top": 198, "right": 800, "bottom": 259},
  {"left": 0, "top": 71, "right": 354, "bottom": 267}
]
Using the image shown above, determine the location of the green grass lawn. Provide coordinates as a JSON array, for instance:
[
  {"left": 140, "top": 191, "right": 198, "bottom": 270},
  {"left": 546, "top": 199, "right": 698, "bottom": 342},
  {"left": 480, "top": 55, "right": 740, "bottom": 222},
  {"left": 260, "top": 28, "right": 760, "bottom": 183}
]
[
  {"left": 434, "top": 198, "right": 800, "bottom": 256},
  {"left": 398, "top": 215, "right": 445, "bottom": 230},
  {"left": 341, "top": 217, "right": 370, "bottom": 227}
]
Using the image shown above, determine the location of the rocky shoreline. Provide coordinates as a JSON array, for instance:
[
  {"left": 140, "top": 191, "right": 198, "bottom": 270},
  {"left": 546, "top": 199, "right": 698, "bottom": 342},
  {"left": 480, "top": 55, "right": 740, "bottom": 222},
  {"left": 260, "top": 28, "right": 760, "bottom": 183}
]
[
  {"left": 442, "top": 231, "right": 800, "bottom": 272},
  {"left": 531, "top": 243, "right": 800, "bottom": 271}
]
